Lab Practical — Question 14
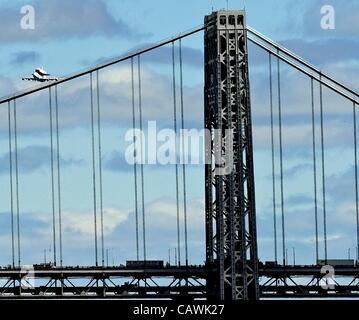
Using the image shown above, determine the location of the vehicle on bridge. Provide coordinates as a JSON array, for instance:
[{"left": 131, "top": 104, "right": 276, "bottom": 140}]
[
  {"left": 33, "top": 262, "right": 55, "bottom": 269},
  {"left": 317, "top": 259, "right": 355, "bottom": 267},
  {"left": 126, "top": 260, "right": 164, "bottom": 268},
  {"left": 264, "top": 261, "right": 279, "bottom": 267},
  {"left": 258, "top": 261, "right": 280, "bottom": 268}
]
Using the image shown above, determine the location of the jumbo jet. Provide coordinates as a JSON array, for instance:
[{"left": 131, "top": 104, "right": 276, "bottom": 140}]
[{"left": 22, "top": 67, "right": 59, "bottom": 82}]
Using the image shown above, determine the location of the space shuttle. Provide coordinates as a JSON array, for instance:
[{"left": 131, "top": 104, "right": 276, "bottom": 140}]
[{"left": 22, "top": 67, "right": 59, "bottom": 82}]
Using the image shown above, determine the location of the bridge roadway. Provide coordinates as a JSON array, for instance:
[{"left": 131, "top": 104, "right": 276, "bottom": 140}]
[
  {"left": 0, "top": 264, "right": 356, "bottom": 277},
  {"left": 0, "top": 265, "right": 209, "bottom": 278},
  {"left": 0, "top": 265, "right": 359, "bottom": 298}
]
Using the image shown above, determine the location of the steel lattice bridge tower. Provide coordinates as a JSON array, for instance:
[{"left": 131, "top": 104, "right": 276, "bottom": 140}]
[
  {"left": 204, "top": 11, "right": 259, "bottom": 300},
  {"left": 0, "top": 10, "right": 359, "bottom": 300}
]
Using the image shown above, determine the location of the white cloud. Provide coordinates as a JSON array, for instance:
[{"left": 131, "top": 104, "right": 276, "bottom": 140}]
[
  {"left": 0, "top": 64, "right": 203, "bottom": 133},
  {"left": 0, "top": 0, "right": 143, "bottom": 43},
  {"left": 62, "top": 208, "right": 129, "bottom": 236},
  {"left": 33, "top": 207, "right": 129, "bottom": 237},
  {"left": 146, "top": 197, "right": 204, "bottom": 230},
  {"left": 333, "top": 201, "right": 358, "bottom": 225}
]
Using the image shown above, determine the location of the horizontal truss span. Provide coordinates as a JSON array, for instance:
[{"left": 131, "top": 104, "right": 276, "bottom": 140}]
[
  {"left": 0, "top": 265, "right": 359, "bottom": 298},
  {"left": 260, "top": 265, "right": 359, "bottom": 276},
  {"left": 0, "top": 266, "right": 209, "bottom": 278}
]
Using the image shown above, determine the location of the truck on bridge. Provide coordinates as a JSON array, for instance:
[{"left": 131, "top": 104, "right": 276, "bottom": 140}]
[{"left": 317, "top": 259, "right": 355, "bottom": 267}]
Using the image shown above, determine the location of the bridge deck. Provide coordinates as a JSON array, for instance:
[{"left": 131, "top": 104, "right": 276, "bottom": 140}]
[
  {"left": 0, "top": 265, "right": 358, "bottom": 298},
  {"left": 0, "top": 265, "right": 358, "bottom": 277},
  {"left": 0, "top": 266, "right": 209, "bottom": 277}
]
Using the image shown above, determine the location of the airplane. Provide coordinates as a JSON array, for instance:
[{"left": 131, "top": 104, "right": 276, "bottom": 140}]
[{"left": 22, "top": 67, "right": 59, "bottom": 82}]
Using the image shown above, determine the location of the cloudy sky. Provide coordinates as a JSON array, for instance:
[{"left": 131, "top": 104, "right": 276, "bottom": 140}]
[{"left": 0, "top": 0, "right": 358, "bottom": 267}]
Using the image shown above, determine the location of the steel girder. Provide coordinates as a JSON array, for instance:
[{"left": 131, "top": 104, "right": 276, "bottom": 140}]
[{"left": 0, "top": 268, "right": 207, "bottom": 298}]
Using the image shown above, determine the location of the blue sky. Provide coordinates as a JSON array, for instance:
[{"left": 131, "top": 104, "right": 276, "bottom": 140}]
[
  {"left": 0, "top": 0, "right": 358, "bottom": 267},
  {"left": 1, "top": 0, "right": 357, "bottom": 87}
]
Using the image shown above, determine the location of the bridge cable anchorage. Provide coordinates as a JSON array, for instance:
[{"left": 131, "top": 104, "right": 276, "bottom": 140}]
[
  {"left": 179, "top": 39, "right": 189, "bottom": 267},
  {"left": 172, "top": 41, "right": 181, "bottom": 267},
  {"left": 131, "top": 58, "right": 140, "bottom": 261},
  {"left": 7, "top": 101, "right": 15, "bottom": 268},
  {"left": 353, "top": 100, "right": 359, "bottom": 263},
  {"left": 137, "top": 55, "right": 147, "bottom": 262},
  {"left": 311, "top": 78, "right": 319, "bottom": 263},
  {"left": 49, "top": 87, "right": 57, "bottom": 266},
  {"left": 13, "top": 99, "right": 21, "bottom": 267},
  {"left": 319, "top": 74, "right": 328, "bottom": 262},
  {"left": 268, "top": 54, "right": 278, "bottom": 263},
  {"left": 54, "top": 86, "right": 63, "bottom": 266},
  {"left": 90, "top": 72, "right": 99, "bottom": 267},
  {"left": 96, "top": 70, "right": 105, "bottom": 267},
  {"left": 276, "top": 51, "right": 286, "bottom": 266}
]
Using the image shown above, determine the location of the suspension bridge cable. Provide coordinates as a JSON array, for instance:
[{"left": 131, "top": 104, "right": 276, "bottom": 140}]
[
  {"left": 90, "top": 72, "right": 99, "bottom": 266},
  {"left": 13, "top": 99, "right": 21, "bottom": 267},
  {"left": 247, "top": 26, "right": 359, "bottom": 100},
  {"left": 319, "top": 75, "right": 327, "bottom": 262},
  {"left": 172, "top": 41, "right": 181, "bottom": 266},
  {"left": 179, "top": 39, "right": 188, "bottom": 266},
  {"left": 0, "top": 26, "right": 206, "bottom": 105},
  {"left": 268, "top": 54, "right": 278, "bottom": 263},
  {"left": 353, "top": 101, "right": 359, "bottom": 263},
  {"left": 96, "top": 70, "right": 105, "bottom": 267},
  {"left": 277, "top": 53, "right": 286, "bottom": 265},
  {"left": 54, "top": 86, "right": 63, "bottom": 266},
  {"left": 311, "top": 78, "right": 319, "bottom": 263},
  {"left": 131, "top": 58, "right": 140, "bottom": 261},
  {"left": 7, "top": 101, "right": 15, "bottom": 268},
  {"left": 49, "top": 87, "right": 57, "bottom": 266},
  {"left": 247, "top": 36, "right": 358, "bottom": 105},
  {"left": 138, "top": 55, "right": 147, "bottom": 262}
]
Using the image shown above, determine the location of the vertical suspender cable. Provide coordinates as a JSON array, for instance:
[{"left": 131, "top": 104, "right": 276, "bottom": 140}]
[
  {"left": 277, "top": 53, "right": 286, "bottom": 265},
  {"left": 138, "top": 55, "right": 147, "bottom": 262},
  {"left": 13, "top": 99, "right": 21, "bottom": 267},
  {"left": 172, "top": 41, "right": 181, "bottom": 266},
  {"left": 96, "top": 70, "right": 105, "bottom": 267},
  {"left": 54, "top": 86, "right": 63, "bottom": 266},
  {"left": 7, "top": 101, "right": 15, "bottom": 268},
  {"left": 49, "top": 87, "right": 57, "bottom": 266},
  {"left": 319, "top": 75, "right": 327, "bottom": 262},
  {"left": 179, "top": 39, "right": 188, "bottom": 266},
  {"left": 353, "top": 101, "right": 359, "bottom": 263},
  {"left": 268, "top": 54, "right": 278, "bottom": 263},
  {"left": 131, "top": 58, "right": 140, "bottom": 261},
  {"left": 311, "top": 78, "right": 319, "bottom": 263},
  {"left": 90, "top": 72, "right": 98, "bottom": 266}
]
